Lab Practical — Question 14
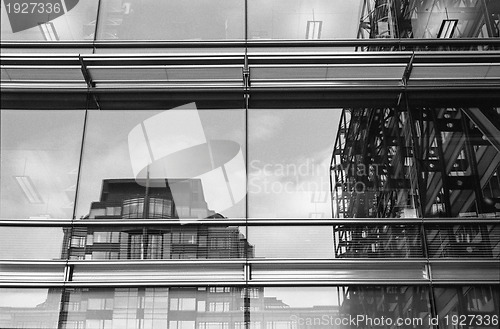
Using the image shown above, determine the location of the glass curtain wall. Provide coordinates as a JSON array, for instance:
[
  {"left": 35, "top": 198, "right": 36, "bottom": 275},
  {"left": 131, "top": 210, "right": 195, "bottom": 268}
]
[
  {"left": 1, "top": 0, "right": 500, "bottom": 328},
  {"left": 2, "top": 0, "right": 499, "bottom": 41}
]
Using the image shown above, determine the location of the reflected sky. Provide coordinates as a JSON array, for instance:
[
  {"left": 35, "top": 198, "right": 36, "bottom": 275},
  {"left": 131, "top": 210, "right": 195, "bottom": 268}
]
[
  {"left": 248, "top": 226, "right": 334, "bottom": 258},
  {"left": 261, "top": 287, "right": 339, "bottom": 308},
  {"left": 0, "top": 110, "right": 84, "bottom": 219},
  {"left": 0, "top": 227, "right": 64, "bottom": 259},
  {"left": 0, "top": 288, "right": 53, "bottom": 308},
  {"left": 248, "top": 109, "right": 340, "bottom": 218}
]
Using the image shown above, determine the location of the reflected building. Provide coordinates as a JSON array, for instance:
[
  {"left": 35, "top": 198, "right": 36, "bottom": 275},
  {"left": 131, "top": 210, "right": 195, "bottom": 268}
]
[{"left": 68, "top": 178, "right": 253, "bottom": 261}]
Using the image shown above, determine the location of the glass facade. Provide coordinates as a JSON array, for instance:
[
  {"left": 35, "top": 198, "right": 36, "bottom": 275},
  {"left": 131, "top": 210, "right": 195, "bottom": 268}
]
[
  {"left": 1, "top": 0, "right": 499, "bottom": 328},
  {"left": 2, "top": 0, "right": 499, "bottom": 41}
]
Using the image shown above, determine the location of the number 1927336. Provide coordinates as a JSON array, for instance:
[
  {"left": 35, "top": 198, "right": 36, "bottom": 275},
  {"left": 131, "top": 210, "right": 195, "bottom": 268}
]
[
  {"left": 5, "top": 2, "right": 62, "bottom": 14},
  {"left": 442, "top": 314, "right": 498, "bottom": 327}
]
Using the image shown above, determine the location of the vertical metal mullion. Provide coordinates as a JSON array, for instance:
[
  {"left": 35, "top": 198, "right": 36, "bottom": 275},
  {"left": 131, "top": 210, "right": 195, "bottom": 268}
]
[
  {"left": 93, "top": 0, "right": 104, "bottom": 53},
  {"left": 72, "top": 110, "right": 88, "bottom": 221},
  {"left": 244, "top": 2, "right": 251, "bottom": 329}
]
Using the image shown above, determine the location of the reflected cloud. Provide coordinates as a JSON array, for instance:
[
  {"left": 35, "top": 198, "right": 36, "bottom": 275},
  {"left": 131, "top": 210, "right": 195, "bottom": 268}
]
[{"left": 128, "top": 103, "right": 246, "bottom": 217}]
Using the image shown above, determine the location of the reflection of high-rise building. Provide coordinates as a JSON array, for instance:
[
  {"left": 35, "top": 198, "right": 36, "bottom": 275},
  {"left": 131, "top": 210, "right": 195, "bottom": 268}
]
[
  {"left": 68, "top": 178, "right": 253, "bottom": 261},
  {"left": 85, "top": 179, "right": 216, "bottom": 220}
]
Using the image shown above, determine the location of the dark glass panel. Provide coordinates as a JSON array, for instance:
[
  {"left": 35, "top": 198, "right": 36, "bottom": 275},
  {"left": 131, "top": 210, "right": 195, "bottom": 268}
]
[
  {"left": 334, "top": 224, "right": 423, "bottom": 258},
  {"left": 409, "top": 107, "right": 500, "bottom": 218},
  {"left": 332, "top": 108, "right": 420, "bottom": 219},
  {"left": 0, "top": 288, "right": 62, "bottom": 329},
  {"left": 426, "top": 224, "right": 500, "bottom": 258},
  {"left": 434, "top": 285, "right": 500, "bottom": 329},
  {"left": 68, "top": 225, "right": 248, "bottom": 260},
  {"left": 332, "top": 107, "right": 500, "bottom": 219},
  {"left": 96, "top": 0, "right": 244, "bottom": 41},
  {"left": 0, "top": 110, "right": 85, "bottom": 219},
  {"left": 75, "top": 107, "right": 245, "bottom": 220}
]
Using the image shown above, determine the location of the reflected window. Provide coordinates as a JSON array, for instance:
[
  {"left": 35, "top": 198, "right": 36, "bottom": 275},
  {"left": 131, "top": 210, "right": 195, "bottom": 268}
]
[
  {"left": 170, "top": 321, "right": 196, "bottom": 329},
  {"left": 209, "top": 302, "right": 230, "bottom": 312},
  {"left": 129, "top": 231, "right": 163, "bottom": 260},
  {"left": 170, "top": 298, "right": 196, "bottom": 311},
  {"left": 199, "top": 323, "right": 229, "bottom": 329},
  {"left": 1, "top": 110, "right": 85, "bottom": 219}
]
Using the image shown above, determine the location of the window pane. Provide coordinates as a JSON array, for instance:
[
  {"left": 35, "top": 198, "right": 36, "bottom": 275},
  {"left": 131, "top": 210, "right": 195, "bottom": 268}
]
[
  {"left": 248, "top": 224, "right": 424, "bottom": 259},
  {"left": 0, "top": 110, "right": 85, "bottom": 219},
  {"left": 0, "top": 226, "right": 66, "bottom": 260},
  {"left": 248, "top": 109, "right": 339, "bottom": 218},
  {"left": 248, "top": 226, "right": 334, "bottom": 258},
  {"left": 434, "top": 285, "right": 500, "bottom": 329},
  {"left": 407, "top": 107, "right": 500, "bottom": 218},
  {"left": 405, "top": 1, "right": 500, "bottom": 39},
  {"left": 1, "top": 0, "right": 99, "bottom": 41},
  {"left": 248, "top": 0, "right": 363, "bottom": 40},
  {"left": 334, "top": 224, "right": 424, "bottom": 258},
  {"left": 75, "top": 107, "right": 245, "bottom": 220},
  {"left": 61, "top": 287, "right": 243, "bottom": 329},
  {"left": 68, "top": 225, "right": 247, "bottom": 260},
  {"left": 97, "top": 0, "right": 245, "bottom": 41},
  {"left": 426, "top": 224, "right": 500, "bottom": 258},
  {"left": 331, "top": 107, "right": 500, "bottom": 219},
  {"left": 252, "top": 286, "right": 432, "bottom": 329},
  {"left": 0, "top": 288, "right": 62, "bottom": 328}
]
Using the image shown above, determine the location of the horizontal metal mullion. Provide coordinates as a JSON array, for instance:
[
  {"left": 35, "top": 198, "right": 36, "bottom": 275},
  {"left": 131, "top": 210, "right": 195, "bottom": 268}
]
[
  {"left": 68, "top": 260, "right": 246, "bottom": 266},
  {"left": 0, "top": 282, "right": 66, "bottom": 287},
  {"left": 0, "top": 220, "right": 74, "bottom": 226},
  {"left": 248, "top": 259, "right": 428, "bottom": 265},
  {"left": 246, "top": 280, "right": 431, "bottom": 286},
  {"left": 1, "top": 218, "right": 498, "bottom": 226},
  {"left": 428, "top": 258, "right": 500, "bottom": 264},
  {"left": 3, "top": 38, "right": 500, "bottom": 49},
  {"left": 0, "top": 260, "right": 67, "bottom": 265}
]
